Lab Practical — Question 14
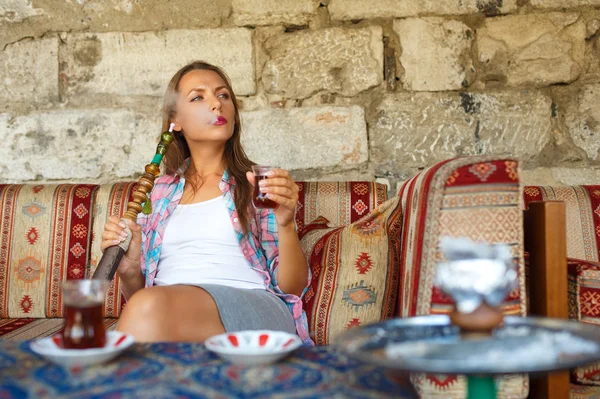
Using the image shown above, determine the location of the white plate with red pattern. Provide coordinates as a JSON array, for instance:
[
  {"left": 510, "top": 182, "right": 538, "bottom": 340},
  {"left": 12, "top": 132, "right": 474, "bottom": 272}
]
[
  {"left": 204, "top": 330, "right": 302, "bottom": 366},
  {"left": 30, "top": 331, "right": 135, "bottom": 368}
]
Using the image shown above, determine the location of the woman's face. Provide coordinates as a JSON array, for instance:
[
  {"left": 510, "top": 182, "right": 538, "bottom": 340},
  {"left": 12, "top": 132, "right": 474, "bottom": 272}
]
[{"left": 173, "top": 69, "right": 236, "bottom": 144}]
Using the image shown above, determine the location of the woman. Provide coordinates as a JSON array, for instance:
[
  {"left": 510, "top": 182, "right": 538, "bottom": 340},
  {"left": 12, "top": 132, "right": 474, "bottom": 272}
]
[{"left": 100, "top": 60, "right": 312, "bottom": 345}]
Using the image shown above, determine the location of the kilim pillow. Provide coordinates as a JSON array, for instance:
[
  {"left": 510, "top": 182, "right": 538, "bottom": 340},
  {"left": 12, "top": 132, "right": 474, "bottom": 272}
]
[
  {"left": 0, "top": 184, "right": 97, "bottom": 318},
  {"left": 295, "top": 181, "right": 388, "bottom": 231},
  {"left": 397, "top": 157, "right": 527, "bottom": 398},
  {"left": 567, "top": 258, "right": 600, "bottom": 385},
  {"left": 300, "top": 196, "right": 402, "bottom": 345}
]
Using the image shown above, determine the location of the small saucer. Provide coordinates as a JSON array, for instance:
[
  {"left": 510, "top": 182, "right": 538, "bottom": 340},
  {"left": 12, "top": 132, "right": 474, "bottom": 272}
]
[
  {"left": 30, "top": 331, "right": 135, "bottom": 368},
  {"left": 204, "top": 330, "right": 302, "bottom": 366}
]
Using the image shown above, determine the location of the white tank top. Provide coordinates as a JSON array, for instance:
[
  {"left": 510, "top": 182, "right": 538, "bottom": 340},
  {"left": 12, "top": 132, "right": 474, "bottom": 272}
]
[{"left": 154, "top": 196, "right": 266, "bottom": 290}]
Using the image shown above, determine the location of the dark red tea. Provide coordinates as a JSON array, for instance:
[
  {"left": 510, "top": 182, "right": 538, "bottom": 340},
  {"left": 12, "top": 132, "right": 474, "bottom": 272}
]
[
  {"left": 62, "top": 303, "right": 106, "bottom": 349},
  {"left": 253, "top": 175, "right": 278, "bottom": 209}
]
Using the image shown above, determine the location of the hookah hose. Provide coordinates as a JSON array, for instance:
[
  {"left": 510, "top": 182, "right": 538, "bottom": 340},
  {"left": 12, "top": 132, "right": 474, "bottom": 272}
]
[{"left": 92, "top": 124, "right": 175, "bottom": 281}]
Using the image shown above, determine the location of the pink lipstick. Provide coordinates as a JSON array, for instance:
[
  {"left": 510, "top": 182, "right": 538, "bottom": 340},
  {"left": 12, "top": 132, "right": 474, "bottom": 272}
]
[{"left": 214, "top": 116, "right": 227, "bottom": 126}]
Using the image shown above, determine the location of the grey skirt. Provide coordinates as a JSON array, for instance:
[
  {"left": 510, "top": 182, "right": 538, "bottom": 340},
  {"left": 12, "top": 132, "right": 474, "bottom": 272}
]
[{"left": 195, "top": 284, "right": 296, "bottom": 334}]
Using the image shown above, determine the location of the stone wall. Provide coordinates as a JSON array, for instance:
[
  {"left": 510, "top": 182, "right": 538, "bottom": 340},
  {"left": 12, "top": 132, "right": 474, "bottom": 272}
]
[{"left": 1, "top": 0, "right": 600, "bottom": 191}]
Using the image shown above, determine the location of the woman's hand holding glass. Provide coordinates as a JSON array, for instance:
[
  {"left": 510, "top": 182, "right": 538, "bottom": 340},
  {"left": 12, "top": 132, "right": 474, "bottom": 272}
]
[{"left": 247, "top": 167, "right": 299, "bottom": 228}]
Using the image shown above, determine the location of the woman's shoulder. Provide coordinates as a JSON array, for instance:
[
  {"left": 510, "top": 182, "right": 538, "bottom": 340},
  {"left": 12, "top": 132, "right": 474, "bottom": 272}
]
[
  {"left": 149, "top": 173, "right": 181, "bottom": 200},
  {"left": 155, "top": 173, "right": 179, "bottom": 185}
]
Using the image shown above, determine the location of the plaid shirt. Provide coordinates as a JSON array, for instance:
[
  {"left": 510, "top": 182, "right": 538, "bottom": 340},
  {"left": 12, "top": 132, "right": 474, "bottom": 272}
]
[{"left": 137, "top": 166, "right": 313, "bottom": 346}]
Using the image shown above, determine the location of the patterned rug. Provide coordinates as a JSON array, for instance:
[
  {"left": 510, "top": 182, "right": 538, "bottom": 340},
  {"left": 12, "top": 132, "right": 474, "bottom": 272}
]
[{"left": 0, "top": 342, "right": 417, "bottom": 398}]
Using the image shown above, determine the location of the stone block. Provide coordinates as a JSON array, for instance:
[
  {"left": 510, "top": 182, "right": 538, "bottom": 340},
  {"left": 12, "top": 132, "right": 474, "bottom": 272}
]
[
  {"left": 563, "top": 84, "right": 600, "bottom": 160},
  {"left": 2, "top": 0, "right": 228, "bottom": 28},
  {"left": 370, "top": 90, "right": 553, "bottom": 172},
  {"left": 1, "top": 1, "right": 230, "bottom": 51},
  {"left": 262, "top": 26, "right": 383, "bottom": 99},
  {"left": 530, "top": 0, "right": 600, "bottom": 8},
  {"left": 0, "top": 109, "right": 159, "bottom": 182},
  {"left": 521, "top": 168, "right": 559, "bottom": 186},
  {"left": 524, "top": 167, "right": 600, "bottom": 186},
  {"left": 0, "top": 0, "right": 43, "bottom": 22},
  {"left": 232, "top": 0, "right": 319, "bottom": 26},
  {"left": 394, "top": 18, "right": 474, "bottom": 91},
  {"left": 0, "top": 37, "right": 58, "bottom": 104},
  {"left": 328, "top": 0, "right": 517, "bottom": 20},
  {"left": 64, "top": 29, "right": 255, "bottom": 98},
  {"left": 81, "top": 0, "right": 230, "bottom": 30},
  {"left": 551, "top": 167, "right": 600, "bottom": 185},
  {"left": 477, "top": 13, "right": 586, "bottom": 87},
  {"left": 241, "top": 106, "right": 368, "bottom": 170}
]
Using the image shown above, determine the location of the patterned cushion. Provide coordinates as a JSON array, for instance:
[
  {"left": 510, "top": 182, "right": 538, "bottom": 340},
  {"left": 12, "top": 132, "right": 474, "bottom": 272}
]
[
  {"left": 0, "top": 318, "right": 118, "bottom": 341},
  {"left": 300, "top": 196, "right": 402, "bottom": 345},
  {"left": 568, "top": 258, "right": 600, "bottom": 325},
  {"left": 568, "top": 258, "right": 600, "bottom": 385},
  {"left": 0, "top": 184, "right": 97, "bottom": 318},
  {"left": 571, "top": 383, "right": 600, "bottom": 398},
  {"left": 295, "top": 181, "right": 388, "bottom": 232},
  {"left": 89, "top": 182, "right": 138, "bottom": 318},
  {"left": 398, "top": 157, "right": 527, "bottom": 398}
]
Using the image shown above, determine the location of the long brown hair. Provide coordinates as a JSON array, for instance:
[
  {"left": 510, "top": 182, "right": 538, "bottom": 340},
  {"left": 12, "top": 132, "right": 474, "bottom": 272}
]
[{"left": 160, "top": 61, "right": 254, "bottom": 234}]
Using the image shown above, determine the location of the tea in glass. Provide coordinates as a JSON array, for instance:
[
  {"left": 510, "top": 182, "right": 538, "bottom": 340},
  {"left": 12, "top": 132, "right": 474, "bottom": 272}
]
[
  {"left": 252, "top": 165, "right": 278, "bottom": 209},
  {"left": 61, "top": 279, "right": 108, "bottom": 349}
]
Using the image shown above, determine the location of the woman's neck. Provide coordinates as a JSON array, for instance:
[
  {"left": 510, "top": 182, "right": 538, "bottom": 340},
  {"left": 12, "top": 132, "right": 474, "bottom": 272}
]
[{"left": 187, "top": 142, "right": 226, "bottom": 178}]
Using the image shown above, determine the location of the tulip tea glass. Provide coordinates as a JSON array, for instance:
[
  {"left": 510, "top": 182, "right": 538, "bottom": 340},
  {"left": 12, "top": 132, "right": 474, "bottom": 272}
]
[
  {"left": 61, "top": 279, "right": 108, "bottom": 349},
  {"left": 252, "top": 165, "right": 278, "bottom": 209}
]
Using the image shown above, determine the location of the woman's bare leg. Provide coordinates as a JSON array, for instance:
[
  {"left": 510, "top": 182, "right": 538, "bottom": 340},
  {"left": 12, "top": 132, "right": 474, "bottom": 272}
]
[{"left": 116, "top": 285, "right": 225, "bottom": 342}]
